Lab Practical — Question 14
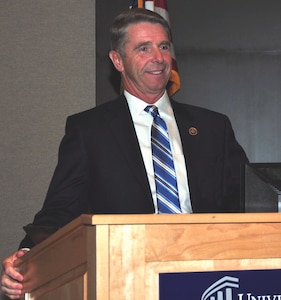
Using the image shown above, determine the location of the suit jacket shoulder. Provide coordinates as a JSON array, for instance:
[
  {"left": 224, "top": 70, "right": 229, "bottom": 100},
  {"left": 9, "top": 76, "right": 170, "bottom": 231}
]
[{"left": 65, "top": 95, "right": 129, "bottom": 131}]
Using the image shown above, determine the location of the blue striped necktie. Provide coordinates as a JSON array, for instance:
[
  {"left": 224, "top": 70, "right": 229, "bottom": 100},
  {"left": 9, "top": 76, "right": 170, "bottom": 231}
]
[{"left": 145, "top": 105, "right": 182, "bottom": 214}]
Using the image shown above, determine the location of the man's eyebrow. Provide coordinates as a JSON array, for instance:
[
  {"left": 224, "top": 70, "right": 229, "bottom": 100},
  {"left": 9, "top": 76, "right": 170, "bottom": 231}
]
[
  {"left": 133, "top": 41, "right": 152, "bottom": 50},
  {"left": 160, "top": 40, "right": 171, "bottom": 47},
  {"left": 133, "top": 40, "right": 170, "bottom": 50}
]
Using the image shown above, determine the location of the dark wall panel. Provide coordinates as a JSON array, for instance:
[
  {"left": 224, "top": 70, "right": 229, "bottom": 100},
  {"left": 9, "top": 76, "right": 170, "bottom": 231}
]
[{"left": 96, "top": 0, "right": 281, "bottom": 163}]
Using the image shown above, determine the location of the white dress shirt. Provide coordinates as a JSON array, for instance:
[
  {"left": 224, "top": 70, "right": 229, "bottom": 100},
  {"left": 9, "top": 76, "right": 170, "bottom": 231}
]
[{"left": 124, "top": 90, "right": 192, "bottom": 213}]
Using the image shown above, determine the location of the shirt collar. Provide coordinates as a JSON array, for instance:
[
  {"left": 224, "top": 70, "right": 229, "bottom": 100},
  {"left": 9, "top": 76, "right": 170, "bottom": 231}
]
[{"left": 124, "top": 90, "right": 172, "bottom": 118}]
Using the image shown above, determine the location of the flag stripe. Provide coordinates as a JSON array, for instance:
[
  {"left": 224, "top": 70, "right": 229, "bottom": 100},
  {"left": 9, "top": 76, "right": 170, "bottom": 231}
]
[{"left": 155, "top": 0, "right": 168, "bottom": 10}]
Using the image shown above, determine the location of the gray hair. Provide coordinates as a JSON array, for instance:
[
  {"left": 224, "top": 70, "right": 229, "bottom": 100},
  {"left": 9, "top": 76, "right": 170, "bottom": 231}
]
[{"left": 110, "top": 8, "right": 171, "bottom": 57}]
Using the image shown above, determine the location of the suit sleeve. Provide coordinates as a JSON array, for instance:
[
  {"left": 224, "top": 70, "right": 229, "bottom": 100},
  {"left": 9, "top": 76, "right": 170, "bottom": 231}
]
[{"left": 19, "top": 117, "right": 90, "bottom": 248}]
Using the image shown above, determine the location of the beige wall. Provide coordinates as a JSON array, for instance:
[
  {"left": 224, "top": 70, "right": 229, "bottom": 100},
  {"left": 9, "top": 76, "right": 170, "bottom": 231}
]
[{"left": 0, "top": 3, "right": 95, "bottom": 297}]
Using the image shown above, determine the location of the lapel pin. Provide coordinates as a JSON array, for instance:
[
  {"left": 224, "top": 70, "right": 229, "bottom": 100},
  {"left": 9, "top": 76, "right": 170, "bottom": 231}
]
[{"left": 189, "top": 127, "right": 198, "bottom": 136}]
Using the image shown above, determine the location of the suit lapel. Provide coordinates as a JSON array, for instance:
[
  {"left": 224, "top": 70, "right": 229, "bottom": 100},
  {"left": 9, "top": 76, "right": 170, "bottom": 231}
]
[
  {"left": 103, "top": 96, "right": 153, "bottom": 201},
  {"left": 171, "top": 100, "right": 202, "bottom": 206},
  {"left": 171, "top": 100, "right": 199, "bottom": 166}
]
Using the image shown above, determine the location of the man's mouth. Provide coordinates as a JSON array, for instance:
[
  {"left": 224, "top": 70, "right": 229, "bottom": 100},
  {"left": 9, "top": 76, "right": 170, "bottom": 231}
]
[{"left": 149, "top": 70, "right": 164, "bottom": 75}]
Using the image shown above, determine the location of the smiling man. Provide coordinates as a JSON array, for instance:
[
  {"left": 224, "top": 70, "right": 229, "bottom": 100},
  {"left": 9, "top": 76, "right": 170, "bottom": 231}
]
[
  {"left": 109, "top": 21, "right": 172, "bottom": 103},
  {"left": 1, "top": 8, "right": 248, "bottom": 299}
]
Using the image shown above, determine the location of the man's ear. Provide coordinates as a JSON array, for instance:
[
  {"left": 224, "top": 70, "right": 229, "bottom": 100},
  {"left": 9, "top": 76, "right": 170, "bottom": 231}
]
[{"left": 109, "top": 50, "right": 124, "bottom": 72}]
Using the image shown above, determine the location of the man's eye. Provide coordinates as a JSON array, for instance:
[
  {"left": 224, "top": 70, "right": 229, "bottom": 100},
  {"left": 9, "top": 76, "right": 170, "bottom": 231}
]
[
  {"left": 160, "top": 44, "right": 170, "bottom": 51},
  {"left": 139, "top": 46, "right": 148, "bottom": 52}
]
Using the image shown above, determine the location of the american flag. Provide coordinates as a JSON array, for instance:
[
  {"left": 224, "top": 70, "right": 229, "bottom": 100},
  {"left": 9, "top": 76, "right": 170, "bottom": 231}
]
[{"left": 129, "top": 0, "right": 180, "bottom": 96}]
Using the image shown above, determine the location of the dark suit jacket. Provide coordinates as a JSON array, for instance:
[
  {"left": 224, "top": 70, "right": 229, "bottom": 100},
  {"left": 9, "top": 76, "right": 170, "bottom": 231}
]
[{"left": 20, "top": 95, "right": 248, "bottom": 248}]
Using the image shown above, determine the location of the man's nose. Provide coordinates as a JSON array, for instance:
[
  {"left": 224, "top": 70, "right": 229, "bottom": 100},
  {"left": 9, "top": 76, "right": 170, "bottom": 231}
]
[{"left": 152, "top": 47, "right": 164, "bottom": 63}]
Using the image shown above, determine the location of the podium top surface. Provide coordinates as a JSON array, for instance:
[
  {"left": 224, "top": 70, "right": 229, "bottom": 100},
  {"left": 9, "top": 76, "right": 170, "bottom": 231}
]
[
  {"left": 79, "top": 212, "right": 281, "bottom": 226},
  {"left": 22, "top": 213, "right": 281, "bottom": 249}
]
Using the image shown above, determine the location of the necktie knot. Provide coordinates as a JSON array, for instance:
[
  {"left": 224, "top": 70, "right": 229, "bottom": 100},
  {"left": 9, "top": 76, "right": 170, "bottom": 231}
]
[{"left": 144, "top": 105, "right": 159, "bottom": 119}]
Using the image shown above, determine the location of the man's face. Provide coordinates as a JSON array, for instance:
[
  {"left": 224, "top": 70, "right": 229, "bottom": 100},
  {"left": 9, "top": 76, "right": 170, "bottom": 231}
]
[{"left": 110, "top": 22, "right": 172, "bottom": 103}]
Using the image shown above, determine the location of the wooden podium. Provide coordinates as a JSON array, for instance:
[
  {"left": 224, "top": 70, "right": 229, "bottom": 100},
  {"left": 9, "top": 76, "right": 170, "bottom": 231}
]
[{"left": 16, "top": 213, "right": 281, "bottom": 300}]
